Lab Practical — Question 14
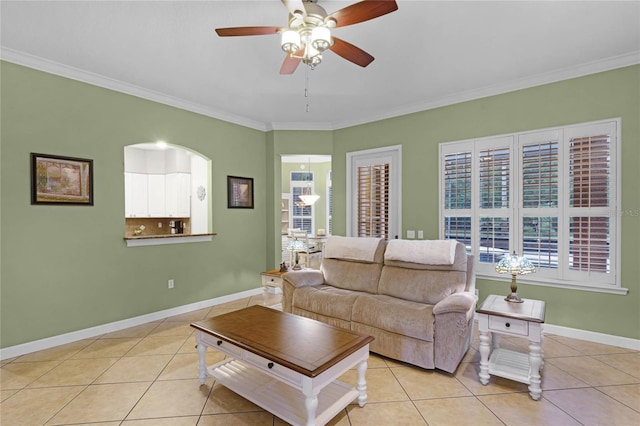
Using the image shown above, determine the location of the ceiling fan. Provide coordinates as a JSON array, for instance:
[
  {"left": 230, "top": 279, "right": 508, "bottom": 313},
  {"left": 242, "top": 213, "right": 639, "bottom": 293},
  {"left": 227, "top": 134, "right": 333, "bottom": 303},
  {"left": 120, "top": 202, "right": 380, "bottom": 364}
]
[{"left": 215, "top": 0, "right": 398, "bottom": 74}]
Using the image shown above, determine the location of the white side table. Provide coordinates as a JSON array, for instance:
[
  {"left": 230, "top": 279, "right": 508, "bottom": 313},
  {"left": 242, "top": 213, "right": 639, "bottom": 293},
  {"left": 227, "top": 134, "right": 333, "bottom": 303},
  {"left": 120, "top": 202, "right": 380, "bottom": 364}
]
[{"left": 476, "top": 294, "right": 546, "bottom": 400}]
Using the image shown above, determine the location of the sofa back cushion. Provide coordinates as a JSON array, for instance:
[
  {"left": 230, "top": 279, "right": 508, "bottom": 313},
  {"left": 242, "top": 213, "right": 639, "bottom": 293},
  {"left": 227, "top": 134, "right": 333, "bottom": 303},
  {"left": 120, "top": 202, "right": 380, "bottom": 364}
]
[
  {"left": 321, "top": 236, "right": 386, "bottom": 293},
  {"left": 378, "top": 240, "right": 468, "bottom": 304}
]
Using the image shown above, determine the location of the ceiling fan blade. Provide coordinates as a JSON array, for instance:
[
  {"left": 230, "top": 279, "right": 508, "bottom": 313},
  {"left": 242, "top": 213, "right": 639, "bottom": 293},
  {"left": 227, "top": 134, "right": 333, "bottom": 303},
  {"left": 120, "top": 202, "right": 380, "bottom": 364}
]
[
  {"left": 329, "top": 0, "right": 398, "bottom": 28},
  {"left": 215, "top": 26, "right": 280, "bottom": 37},
  {"left": 329, "top": 37, "right": 374, "bottom": 67},
  {"left": 280, "top": 53, "right": 302, "bottom": 75},
  {"left": 281, "top": 0, "right": 306, "bottom": 18}
]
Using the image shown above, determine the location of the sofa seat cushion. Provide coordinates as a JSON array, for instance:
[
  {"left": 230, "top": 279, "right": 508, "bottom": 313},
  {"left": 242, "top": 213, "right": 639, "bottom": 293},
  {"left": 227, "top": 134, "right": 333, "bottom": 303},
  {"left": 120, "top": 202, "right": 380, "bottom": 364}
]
[
  {"left": 351, "top": 294, "right": 435, "bottom": 342},
  {"left": 292, "top": 285, "right": 363, "bottom": 322}
]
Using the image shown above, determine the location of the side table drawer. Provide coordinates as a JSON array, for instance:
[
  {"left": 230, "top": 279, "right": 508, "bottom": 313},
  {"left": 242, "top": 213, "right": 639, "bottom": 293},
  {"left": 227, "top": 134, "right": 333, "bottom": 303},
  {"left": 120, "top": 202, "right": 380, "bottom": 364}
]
[
  {"left": 261, "top": 275, "right": 283, "bottom": 288},
  {"left": 489, "top": 316, "right": 529, "bottom": 336}
]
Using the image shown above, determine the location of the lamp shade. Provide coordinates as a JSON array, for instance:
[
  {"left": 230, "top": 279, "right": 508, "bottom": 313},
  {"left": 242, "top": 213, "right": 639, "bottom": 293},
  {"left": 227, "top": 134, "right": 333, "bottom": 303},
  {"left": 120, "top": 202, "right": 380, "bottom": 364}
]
[
  {"left": 298, "top": 194, "right": 320, "bottom": 205},
  {"left": 495, "top": 252, "right": 536, "bottom": 276},
  {"left": 281, "top": 30, "right": 301, "bottom": 53},
  {"left": 287, "top": 238, "right": 307, "bottom": 252},
  {"left": 311, "top": 26, "right": 331, "bottom": 51}
]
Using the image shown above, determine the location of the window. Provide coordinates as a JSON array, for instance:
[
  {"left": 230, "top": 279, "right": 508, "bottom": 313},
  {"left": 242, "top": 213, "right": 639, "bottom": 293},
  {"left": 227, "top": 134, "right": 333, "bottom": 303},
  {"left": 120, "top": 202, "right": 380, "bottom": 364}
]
[
  {"left": 291, "top": 171, "right": 314, "bottom": 233},
  {"left": 439, "top": 119, "right": 623, "bottom": 293}
]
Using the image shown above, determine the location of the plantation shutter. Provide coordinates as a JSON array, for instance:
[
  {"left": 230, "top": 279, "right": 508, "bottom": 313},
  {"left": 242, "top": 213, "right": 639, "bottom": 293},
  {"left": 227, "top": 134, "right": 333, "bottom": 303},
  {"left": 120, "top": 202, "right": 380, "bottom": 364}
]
[
  {"left": 521, "top": 139, "right": 559, "bottom": 270},
  {"left": 568, "top": 134, "right": 611, "bottom": 274},
  {"left": 357, "top": 163, "right": 389, "bottom": 238},
  {"left": 442, "top": 151, "right": 472, "bottom": 253}
]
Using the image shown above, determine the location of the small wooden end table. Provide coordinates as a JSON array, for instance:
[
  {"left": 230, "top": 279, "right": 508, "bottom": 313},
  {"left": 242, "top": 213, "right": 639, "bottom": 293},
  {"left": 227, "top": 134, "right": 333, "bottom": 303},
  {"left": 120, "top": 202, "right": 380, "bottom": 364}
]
[
  {"left": 191, "top": 305, "right": 373, "bottom": 426},
  {"left": 476, "top": 294, "right": 546, "bottom": 400}
]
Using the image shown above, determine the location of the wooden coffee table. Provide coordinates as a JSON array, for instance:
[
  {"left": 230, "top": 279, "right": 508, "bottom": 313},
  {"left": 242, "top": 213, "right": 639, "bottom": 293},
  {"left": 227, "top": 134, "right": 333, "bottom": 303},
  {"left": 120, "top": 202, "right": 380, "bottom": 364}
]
[{"left": 191, "top": 305, "right": 374, "bottom": 426}]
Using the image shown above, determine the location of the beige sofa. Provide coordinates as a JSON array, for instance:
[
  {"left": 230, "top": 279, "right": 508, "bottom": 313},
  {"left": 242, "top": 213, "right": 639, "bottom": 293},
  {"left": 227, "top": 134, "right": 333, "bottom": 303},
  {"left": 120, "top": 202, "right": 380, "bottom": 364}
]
[{"left": 282, "top": 236, "right": 476, "bottom": 373}]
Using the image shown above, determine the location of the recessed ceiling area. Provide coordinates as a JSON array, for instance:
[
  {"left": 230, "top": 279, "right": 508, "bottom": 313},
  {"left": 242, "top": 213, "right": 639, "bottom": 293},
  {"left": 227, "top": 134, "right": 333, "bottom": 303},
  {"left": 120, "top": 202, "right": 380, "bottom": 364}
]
[{"left": 1, "top": 1, "right": 638, "bottom": 131}]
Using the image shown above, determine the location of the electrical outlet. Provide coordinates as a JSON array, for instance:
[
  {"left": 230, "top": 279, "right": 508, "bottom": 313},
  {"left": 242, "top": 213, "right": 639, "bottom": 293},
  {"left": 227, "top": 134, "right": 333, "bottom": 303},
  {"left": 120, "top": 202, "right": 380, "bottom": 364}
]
[
  {"left": 158, "top": 222, "right": 162, "bottom": 228},
  {"left": 168, "top": 279, "right": 174, "bottom": 289},
  {"left": 418, "top": 230, "right": 424, "bottom": 239},
  {"left": 407, "top": 230, "right": 415, "bottom": 239}
]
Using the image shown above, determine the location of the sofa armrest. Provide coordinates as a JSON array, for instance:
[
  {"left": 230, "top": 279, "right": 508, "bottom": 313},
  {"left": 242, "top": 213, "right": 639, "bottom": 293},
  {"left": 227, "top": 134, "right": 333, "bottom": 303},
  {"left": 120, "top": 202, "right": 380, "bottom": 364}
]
[
  {"left": 281, "top": 270, "right": 325, "bottom": 313},
  {"left": 433, "top": 291, "right": 477, "bottom": 373},
  {"left": 282, "top": 270, "right": 325, "bottom": 288},
  {"left": 433, "top": 292, "right": 476, "bottom": 317}
]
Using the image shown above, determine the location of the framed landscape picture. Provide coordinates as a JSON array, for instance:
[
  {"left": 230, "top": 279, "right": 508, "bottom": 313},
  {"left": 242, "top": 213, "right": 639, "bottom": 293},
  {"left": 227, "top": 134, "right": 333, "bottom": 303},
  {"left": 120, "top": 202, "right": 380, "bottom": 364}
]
[
  {"left": 227, "top": 175, "right": 253, "bottom": 209},
  {"left": 31, "top": 153, "right": 94, "bottom": 205}
]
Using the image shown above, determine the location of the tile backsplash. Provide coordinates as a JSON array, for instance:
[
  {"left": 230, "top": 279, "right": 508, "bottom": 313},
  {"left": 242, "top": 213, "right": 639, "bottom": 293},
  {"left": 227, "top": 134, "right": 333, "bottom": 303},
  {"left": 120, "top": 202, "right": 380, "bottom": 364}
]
[{"left": 125, "top": 218, "right": 190, "bottom": 237}]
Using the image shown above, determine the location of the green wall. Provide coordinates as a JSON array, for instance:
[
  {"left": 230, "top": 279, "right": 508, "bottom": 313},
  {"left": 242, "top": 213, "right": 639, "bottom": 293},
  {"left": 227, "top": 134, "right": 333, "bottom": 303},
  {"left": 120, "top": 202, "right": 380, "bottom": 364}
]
[
  {"left": 2, "top": 61, "right": 638, "bottom": 350},
  {"left": 1, "top": 62, "right": 267, "bottom": 348},
  {"left": 331, "top": 65, "right": 640, "bottom": 340}
]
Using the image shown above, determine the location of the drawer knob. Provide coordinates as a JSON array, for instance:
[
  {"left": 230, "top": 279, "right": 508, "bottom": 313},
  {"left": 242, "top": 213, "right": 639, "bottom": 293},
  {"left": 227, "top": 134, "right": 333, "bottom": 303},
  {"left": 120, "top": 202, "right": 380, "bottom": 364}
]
[
  {"left": 217, "top": 340, "right": 222, "bottom": 346},
  {"left": 505, "top": 322, "right": 511, "bottom": 328},
  {"left": 267, "top": 362, "right": 274, "bottom": 369}
]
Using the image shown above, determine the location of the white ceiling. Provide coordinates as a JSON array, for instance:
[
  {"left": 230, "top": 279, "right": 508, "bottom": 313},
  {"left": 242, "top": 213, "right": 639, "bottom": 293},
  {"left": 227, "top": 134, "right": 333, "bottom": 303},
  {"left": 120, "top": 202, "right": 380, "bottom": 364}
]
[{"left": 1, "top": 1, "right": 638, "bottom": 131}]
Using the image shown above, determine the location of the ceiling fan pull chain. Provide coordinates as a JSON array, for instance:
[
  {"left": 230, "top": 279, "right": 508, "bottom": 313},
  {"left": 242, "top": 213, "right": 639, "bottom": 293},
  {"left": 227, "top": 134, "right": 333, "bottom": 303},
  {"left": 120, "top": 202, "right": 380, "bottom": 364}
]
[{"left": 305, "top": 63, "right": 311, "bottom": 113}]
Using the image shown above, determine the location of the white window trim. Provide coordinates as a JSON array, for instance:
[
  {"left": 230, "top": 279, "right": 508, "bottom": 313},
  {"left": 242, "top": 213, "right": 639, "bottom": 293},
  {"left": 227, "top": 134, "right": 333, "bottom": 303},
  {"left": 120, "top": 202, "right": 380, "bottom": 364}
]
[{"left": 439, "top": 118, "right": 627, "bottom": 295}]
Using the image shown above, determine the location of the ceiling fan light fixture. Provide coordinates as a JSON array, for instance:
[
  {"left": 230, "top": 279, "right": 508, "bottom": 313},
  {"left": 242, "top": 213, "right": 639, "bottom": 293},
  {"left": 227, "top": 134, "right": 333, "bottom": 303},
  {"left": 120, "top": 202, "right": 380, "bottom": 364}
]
[
  {"left": 304, "top": 43, "right": 322, "bottom": 67},
  {"left": 310, "top": 26, "right": 331, "bottom": 52},
  {"left": 281, "top": 30, "right": 301, "bottom": 53}
]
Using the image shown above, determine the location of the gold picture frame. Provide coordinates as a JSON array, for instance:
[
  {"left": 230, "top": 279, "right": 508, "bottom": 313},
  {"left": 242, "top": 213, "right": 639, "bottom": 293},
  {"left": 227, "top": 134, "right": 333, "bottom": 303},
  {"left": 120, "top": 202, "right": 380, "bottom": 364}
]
[{"left": 31, "top": 153, "right": 94, "bottom": 205}]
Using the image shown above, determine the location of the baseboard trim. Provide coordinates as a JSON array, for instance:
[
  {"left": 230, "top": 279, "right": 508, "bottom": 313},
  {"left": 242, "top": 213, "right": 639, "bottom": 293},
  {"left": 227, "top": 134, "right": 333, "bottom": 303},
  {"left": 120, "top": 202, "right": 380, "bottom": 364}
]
[
  {"left": 0, "top": 288, "right": 263, "bottom": 361},
  {"left": 3, "top": 290, "right": 638, "bottom": 360},
  {"left": 542, "top": 323, "right": 640, "bottom": 351}
]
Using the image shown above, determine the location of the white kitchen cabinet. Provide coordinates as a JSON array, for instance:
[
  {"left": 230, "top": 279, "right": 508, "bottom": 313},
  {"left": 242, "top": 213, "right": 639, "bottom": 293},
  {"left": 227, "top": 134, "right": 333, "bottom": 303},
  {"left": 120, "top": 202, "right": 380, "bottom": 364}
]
[
  {"left": 165, "top": 173, "right": 191, "bottom": 217},
  {"left": 125, "top": 172, "right": 149, "bottom": 217},
  {"left": 147, "top": 174, "right": 166, "bottom": 217}
]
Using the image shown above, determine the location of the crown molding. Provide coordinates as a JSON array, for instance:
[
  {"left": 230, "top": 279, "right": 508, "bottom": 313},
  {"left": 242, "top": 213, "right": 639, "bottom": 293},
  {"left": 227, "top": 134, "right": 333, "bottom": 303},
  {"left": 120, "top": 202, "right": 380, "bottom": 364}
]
[
  {"left": 328, "top": 51, "right": 640, "bottom": 130},
  {"left": 2, "top": 47, "right": 638, "bottom": 132},
  {"left": 0, "top": 47, "right": 269, "bottom": 132}
]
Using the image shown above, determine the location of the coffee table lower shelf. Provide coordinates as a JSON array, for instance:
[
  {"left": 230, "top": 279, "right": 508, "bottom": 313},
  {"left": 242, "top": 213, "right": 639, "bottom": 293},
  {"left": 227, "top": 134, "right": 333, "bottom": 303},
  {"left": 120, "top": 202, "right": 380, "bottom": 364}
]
[{"left": 209, "top": 359, "right": 358, "bottom": 426}]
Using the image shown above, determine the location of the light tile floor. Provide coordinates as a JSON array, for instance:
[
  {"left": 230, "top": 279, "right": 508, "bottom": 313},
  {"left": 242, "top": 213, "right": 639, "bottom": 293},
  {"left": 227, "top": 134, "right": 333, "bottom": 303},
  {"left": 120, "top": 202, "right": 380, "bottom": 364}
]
[{"left": 1, "top": 294, "right": 639, "bottom": 425}]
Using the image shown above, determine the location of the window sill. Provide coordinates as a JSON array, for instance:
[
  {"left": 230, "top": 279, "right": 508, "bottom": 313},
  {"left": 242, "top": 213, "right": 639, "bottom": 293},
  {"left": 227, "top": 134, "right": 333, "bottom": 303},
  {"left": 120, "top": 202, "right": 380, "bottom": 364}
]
[
  {"left": 478, "top": 274, "right": 629, "bottom": 296},
  {"left": 124, "top": 233, "right": 216, "bottom": 247}
]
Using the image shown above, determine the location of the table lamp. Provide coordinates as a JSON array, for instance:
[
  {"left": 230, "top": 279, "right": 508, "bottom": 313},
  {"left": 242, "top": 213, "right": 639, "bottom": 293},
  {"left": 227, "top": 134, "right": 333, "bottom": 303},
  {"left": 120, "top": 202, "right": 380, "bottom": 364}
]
[
  {"left": 287, "top": 238, "right": 307, "bottom": 270},
  {"left": 495, "top": 251, "right": 536, "bottom": 303}
]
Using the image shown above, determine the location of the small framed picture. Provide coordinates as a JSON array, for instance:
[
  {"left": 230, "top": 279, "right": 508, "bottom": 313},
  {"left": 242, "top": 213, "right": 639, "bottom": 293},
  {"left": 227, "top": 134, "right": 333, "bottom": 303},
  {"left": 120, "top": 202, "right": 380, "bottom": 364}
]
[
  {"left": 31, "top": 153, "right": 94, "bottom": 205},
  {"left": 227, "top": 176, "right": 254, "bottom": 209}
]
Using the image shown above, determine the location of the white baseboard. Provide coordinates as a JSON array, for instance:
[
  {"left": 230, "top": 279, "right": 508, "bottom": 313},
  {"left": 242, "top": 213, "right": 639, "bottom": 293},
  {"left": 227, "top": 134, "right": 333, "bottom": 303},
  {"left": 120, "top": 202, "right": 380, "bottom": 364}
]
[
  {"left": 3, "top": 289, "right": 638, "bottom": 360},
  {"left": 542, "top": 323, "right": 640, "bottom": 351},
  {"left": 0, "top": 288, "right": 263, "bottom": 361}
]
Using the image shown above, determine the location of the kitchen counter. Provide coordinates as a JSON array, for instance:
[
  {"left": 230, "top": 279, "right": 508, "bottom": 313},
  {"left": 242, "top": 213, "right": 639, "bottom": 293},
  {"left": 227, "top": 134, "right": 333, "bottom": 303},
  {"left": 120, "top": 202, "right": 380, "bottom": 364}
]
[{"left": 124, "top": 233, "right": 216, "bottom": 247}]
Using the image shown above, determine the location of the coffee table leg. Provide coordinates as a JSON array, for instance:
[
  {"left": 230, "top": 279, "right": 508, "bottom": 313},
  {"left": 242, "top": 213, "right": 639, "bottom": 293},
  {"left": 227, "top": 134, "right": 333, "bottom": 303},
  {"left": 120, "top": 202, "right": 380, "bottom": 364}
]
[
  {"left": 357, "top": 359, "right": 368, "bottom": 407},
  {"left": 196, "top": 333, "right": 207, "bottom": 385}
]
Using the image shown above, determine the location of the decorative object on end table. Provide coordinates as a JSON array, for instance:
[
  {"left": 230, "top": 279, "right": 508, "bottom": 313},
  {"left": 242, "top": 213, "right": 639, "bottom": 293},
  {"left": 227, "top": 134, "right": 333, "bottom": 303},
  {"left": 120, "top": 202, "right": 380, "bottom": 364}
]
[
  {"left": 227, "top": 176, "right": 254, "bottom": 209},
  {"left": 495, "top": 251, "right": 536, "bottom": 303},
  {"left": 31, "top": 153, "right": 93, "bottom": 205},
  {"left": 287, "top": 237, "right": 307, "bottom": 270},
  {"left": 279, "top": 262, "right": 288, "bottom": 273}
]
